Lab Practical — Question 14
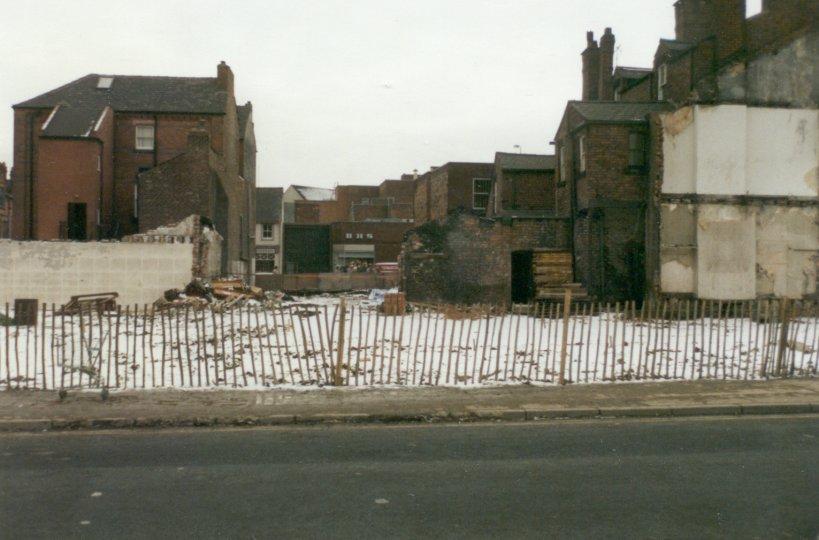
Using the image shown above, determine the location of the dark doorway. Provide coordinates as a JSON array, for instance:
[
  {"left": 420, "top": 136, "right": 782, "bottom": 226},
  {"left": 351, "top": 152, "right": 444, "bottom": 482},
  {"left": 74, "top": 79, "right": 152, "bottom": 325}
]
[
  {"left": 67, "top": 203, "right": 87, "bottom": 241},
  {"left": 511, "top": 250, "right": 534, "bottom": 303}
]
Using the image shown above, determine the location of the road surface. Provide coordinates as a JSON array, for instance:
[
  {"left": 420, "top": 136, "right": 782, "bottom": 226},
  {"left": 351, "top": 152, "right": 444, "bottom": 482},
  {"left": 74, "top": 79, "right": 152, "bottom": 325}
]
[{"left": 1, "top": 416, "right": 817, "bottom": 539}]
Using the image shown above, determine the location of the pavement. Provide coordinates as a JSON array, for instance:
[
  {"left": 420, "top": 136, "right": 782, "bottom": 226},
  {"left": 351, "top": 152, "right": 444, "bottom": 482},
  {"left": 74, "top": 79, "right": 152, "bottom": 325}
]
[
  {"left": 0, "top": 378, "right": 816, "bottom": 431},
  {"left": 1, "top": 416, "right": 817, "bottom": 539}
]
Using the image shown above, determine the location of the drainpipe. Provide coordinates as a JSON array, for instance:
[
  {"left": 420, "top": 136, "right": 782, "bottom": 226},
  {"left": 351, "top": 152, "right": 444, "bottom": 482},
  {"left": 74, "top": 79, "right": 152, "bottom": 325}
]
[
  {"left": 27, "top": 113, "right": 34, "bottom": 239},
  {"left": 95, "top": 139, "right": 104, "bottom": 239},
  {"left": 152, "top": 115, "right": 158, "bottom": 167}
]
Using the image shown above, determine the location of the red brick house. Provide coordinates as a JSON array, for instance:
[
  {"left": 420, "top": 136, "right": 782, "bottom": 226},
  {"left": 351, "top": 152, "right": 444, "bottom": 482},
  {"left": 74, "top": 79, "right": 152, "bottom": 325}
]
[{"left": 10, "top": 61, "right": 255, "bottom": 276}]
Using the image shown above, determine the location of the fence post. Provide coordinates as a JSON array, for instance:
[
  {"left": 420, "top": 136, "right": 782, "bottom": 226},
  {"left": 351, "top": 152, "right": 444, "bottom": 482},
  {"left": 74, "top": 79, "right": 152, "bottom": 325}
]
[
  {"left": 335, "top": 297, "right": 347, "bottom": 386},
  {"left": 774, "top": 298, "right": 791, "bottom": 377},
  {"left": 559, "top": 288, "right": 572, "bottom": 385}
]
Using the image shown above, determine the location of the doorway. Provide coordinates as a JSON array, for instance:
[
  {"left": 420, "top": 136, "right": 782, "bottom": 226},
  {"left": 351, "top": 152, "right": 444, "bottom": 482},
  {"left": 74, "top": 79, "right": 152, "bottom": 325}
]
[
  {"left": 67, "top": 203, "right": 87, "bottom": 241},
  {"left": 511, "top": 250, "right": 534, "bottom": 303}
]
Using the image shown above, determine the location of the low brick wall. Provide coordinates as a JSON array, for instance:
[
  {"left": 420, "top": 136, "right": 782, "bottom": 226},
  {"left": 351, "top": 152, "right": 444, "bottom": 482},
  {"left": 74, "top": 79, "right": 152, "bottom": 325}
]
[{"left": 0, "top": 240, "right": 195, "bottom": 307}]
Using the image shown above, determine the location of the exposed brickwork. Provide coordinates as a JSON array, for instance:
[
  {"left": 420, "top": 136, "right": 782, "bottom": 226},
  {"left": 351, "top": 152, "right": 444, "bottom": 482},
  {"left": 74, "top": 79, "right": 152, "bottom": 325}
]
[
  {"left": 401, "top": 213, "right": 571, "bottom": 305},
  {"left": 138, "top": 131, "right": 215, "bottom": 235},
  {"left": 423, "top": 163, "right": 494, "bottom": 224},
  {"left": 413, "top": 171, "right": 431, "bottom": 225},
  {"left": 554, "top": 108, "right": 648, "bottom": 300},
  {"left": 495, "top": 169, "right": 556, "bottom": 214}
]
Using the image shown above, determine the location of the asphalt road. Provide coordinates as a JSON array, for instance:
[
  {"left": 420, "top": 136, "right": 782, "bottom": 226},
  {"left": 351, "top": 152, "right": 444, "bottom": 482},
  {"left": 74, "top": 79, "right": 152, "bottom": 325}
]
[{"left": 1, "top": 417, "right": 817, "bottom": 539}]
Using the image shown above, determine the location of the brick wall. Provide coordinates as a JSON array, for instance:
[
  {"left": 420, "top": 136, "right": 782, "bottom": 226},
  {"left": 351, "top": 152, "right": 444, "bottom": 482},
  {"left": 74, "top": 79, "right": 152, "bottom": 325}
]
[
  {"left": 294, "top": 199, "right": 344, "bottom": 224},
  {"left": 618, "top": 76, "right": 652, "bottom": 101},
  {"left": 138, "top": 131, "right": 214, "bottom": 235},
  {"left": 496, "top": 170, "right": 556, "bottom": 213},
  {"left": 427, "top": 163, "right": 494, "bottom": 223},
  {"left": 413, "top": 172, "right": 431, "bottom": 225},
  {"left": 112, "top": 113, "right": 222, "bottom": 237},
  {"left": 555, "top": 112, "right": 649, "bottom": 300},
  {"left": 401, "top": 213, "right": 571, "bottom": 305}
]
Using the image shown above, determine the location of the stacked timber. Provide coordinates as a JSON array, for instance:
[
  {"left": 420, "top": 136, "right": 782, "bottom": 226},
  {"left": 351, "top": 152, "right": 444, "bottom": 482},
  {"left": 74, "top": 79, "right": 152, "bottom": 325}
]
[{"left": 532, "top": 249, "right": 588, "bottom": 301}]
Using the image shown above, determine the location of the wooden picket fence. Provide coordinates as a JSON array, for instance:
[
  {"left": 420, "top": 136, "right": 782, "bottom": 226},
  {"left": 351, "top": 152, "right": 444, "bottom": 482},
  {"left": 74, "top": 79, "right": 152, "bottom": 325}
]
[{"left": 0, "top": 298, "right": 816, "bottom": 390}]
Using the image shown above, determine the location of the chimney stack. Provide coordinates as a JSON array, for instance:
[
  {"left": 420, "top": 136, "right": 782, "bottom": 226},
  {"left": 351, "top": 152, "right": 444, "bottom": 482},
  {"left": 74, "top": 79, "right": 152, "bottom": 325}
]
[
  {"left": 581, "top": 32, "right": 600, "bottom": 101},
  {"left": 598, "top": 28, "right": 615, "bottom": 101},
  {"left": 714, "top": 0, "right": 746, "bottom": 62},
  {"left": 216, "top": 61, "right": 234, "bottom": 96}
]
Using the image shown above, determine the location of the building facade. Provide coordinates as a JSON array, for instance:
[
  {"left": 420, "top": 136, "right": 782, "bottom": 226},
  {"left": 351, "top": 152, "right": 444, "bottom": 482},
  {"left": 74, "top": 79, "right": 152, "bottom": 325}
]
[{"left": 254, "top": 187, "right": 283, "bottom": 285}]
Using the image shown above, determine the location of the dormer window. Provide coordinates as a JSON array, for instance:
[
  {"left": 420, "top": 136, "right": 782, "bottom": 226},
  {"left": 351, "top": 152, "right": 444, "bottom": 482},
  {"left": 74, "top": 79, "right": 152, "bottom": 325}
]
[{"left": 97, "top": 77, "right": 113, "bottom": 89}]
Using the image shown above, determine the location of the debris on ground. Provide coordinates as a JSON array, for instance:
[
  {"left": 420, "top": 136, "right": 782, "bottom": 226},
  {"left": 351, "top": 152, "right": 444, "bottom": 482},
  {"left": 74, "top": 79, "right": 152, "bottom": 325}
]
[
  {"left": 59, "top": 292, "right": 118, "bottom": 315},
  {"left": 368, "top": 288, "right": 399, "bottom": 306},
  {"left": 154, "top": 277, "right": 283, "bottom": 310}
]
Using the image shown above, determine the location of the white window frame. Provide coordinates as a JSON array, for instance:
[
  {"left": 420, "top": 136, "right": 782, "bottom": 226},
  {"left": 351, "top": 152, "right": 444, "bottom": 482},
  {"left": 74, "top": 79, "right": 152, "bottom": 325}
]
[
  {"left": 578, "top": 135, "right": 587, "bottom": 173},
  {"left": 559, "top": 145, "right": 569, "bottom": 182},
  {"left": 345, "top": 233, "right": 353, "bottom": 239},
  {"left": 261, "top": 223, "right": 274, "bottom": 240},
  {"left": 472, "top": 178, "right": 492, "bottom": 210},
  {"left": 135, "top": 124, "right": 155, "bottom": 151},
  {"left": 366, "top": 233, "right": 373, "bottom": 239},
  {"left": 657, "top": 64, "right": 668, "bottom": 101}
]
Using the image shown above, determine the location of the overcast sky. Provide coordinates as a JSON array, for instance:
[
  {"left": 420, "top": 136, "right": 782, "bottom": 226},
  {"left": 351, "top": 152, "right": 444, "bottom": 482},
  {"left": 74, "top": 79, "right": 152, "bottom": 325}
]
[{"left": 0, "top": 0, "right": 763, "bottom": 188}]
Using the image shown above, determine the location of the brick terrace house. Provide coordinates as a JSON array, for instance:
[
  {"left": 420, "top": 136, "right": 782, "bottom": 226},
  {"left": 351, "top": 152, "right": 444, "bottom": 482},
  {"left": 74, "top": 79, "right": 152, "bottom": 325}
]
[
  {"left": 254, "top": 187, "right": 283, "bottom": 287},
  {"left": 0, "top": 163, "right": 10, "bottom": 238},
  {"left": 556, "top": 0, "right": 818, "bottom": 301},
  {"left": 640, "top": 0, "right": 819, "bottom": 301},
  {"left": 10, "top": 62, "right": 256, "bottom": 277}
]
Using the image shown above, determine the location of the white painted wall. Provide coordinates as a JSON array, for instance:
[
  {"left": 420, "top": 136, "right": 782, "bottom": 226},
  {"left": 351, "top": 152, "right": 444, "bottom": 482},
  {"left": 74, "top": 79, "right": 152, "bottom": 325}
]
[
  {"left": 694, "top": 105, "right": 748, "bottom": 195},
  {"left": 0, "top": 240, "right": 194, "bottom": 307},
  {"left": 696, "top": 205, "right": 756, "bottom": 300},
  {"left": 660, "top": 105, "right": 818, "bottom": 299},
  {"left": 746, "top": 108, "right": 818, "bottom": 197},
  {"left": 661, "top": 107, "right": 696, "bottom": 194},
  {"left": 662, "top": 104, "right": 819, "bottom": 197}
]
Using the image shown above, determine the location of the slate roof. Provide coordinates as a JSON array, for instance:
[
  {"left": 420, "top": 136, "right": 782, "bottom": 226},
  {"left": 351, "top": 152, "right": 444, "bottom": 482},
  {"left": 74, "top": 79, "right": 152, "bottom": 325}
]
[
  {"left": 495, "top": 152, "right": 556, "bottom": 171},
  {"left": 568, "top": 101, "right": 673, "bottom": 123},
  {"left": 256, "top": 187, "right": 283, "bottom": 222},
  {"left": 41, "top": 103, "right": 108, "bottom": 138},
  {"left": 613, "top": 66, "right": 652, "bottom": 80},
  {"left": 14, "top": 73, "right": 227, "bottom": 135}
]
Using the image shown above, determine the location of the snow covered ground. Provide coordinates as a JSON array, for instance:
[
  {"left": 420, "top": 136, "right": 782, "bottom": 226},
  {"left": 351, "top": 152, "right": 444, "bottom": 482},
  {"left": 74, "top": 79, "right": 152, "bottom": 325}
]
[{"left": 0, "top": 298, "right": 816, "bottom": 390}]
